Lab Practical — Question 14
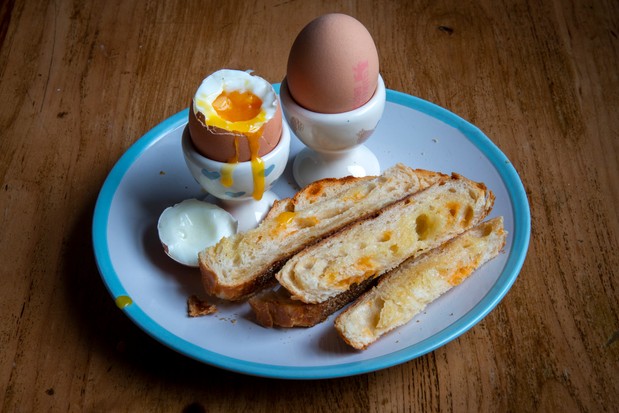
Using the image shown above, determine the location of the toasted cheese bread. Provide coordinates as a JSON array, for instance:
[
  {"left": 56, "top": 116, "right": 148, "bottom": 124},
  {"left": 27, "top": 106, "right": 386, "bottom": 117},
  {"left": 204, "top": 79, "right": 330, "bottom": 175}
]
[
  {"left": 275, "top": 174, "right": 495, "bottom": 304},
  {"left": 248, "top": 176, "right": 377, "bottom": 327},
  {"left": 264, "top": 175, "right": 372, "bottom": 221},
  {"left": 199, "top": 164, "right": 445, "bottom": 300},
  {"left": 335, "top": 217, "right": 506, "bottom": 350}
]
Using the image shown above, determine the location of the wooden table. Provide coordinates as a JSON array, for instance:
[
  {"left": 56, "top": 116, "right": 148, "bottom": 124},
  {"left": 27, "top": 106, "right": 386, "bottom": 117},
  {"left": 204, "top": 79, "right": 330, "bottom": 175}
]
[{"left": 1, "top": 0, "right": 617, "bottom": 411}]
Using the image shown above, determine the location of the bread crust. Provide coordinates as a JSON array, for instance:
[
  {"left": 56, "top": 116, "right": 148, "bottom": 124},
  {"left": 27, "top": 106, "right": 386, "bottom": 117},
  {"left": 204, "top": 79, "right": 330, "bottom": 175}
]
[
  {"left": 275, "top": 173, "right": 495, "bottom": 304},
  {"left": 199, "top": 175, "right": 376, "bottom": 300},
  {"left": 334, "top": 217, "right": 506, "bottom": 349},
  {"left": 265, "top": 175, "right": 371, "bottom": 221},
  {"left": 199, "top": 257, "right": 284, "bottom": 301},
  {"left": 199, "top": 164, "right": 446, "bottom": 300},
  {"left": 248, "top": 277, "right": 377, "bottom": 327}
]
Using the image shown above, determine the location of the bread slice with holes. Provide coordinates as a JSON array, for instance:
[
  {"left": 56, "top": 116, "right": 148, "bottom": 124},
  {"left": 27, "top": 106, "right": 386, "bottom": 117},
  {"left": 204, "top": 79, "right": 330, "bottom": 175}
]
[
  {"left": 248, "top": 175, "right": 375, "bottom": 327},
  {"left": 199, "top": 164, "right": 446, "bottom": 300},
  {"left": 263, "top": 175, "right": 372, "bottom": 221},
  {"left": 335, "top": 217, "right": 506, "bottom": 350},
  {"left": 251, "top": 175, "right": 497, "bottom": 327},
  {"left": 275, "top": 174, "right": 495, "bottom": 304}
]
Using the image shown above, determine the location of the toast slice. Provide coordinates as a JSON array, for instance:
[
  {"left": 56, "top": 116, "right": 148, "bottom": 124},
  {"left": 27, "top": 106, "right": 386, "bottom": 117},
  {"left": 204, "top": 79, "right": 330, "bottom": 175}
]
[
  {"left": 275, "top": 174, "right": 495, "bottom": 304},
  {"left": 248, "top": 277, "right": 376, "bottom": 328},
  {"left": 335, "top": 217, "right": 506, "bottom": 350},
  {"left": 264, "top": 175, "right": 372, "bottom": 221},
  {"left": 249, "top": 175, "right": 376, "bottom": 327},
  {"left": 199, "top": 164, "right": 445, "bottom": 300}
]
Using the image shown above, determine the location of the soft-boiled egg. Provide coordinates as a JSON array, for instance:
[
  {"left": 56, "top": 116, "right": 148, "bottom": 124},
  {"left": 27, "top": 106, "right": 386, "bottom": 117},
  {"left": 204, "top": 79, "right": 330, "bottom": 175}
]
[
  {"left": 188, "top": 69, "right": 283, "bottom": 200},
  {"left": 157, "top": 199, "right": 237, "bottom": 267}
]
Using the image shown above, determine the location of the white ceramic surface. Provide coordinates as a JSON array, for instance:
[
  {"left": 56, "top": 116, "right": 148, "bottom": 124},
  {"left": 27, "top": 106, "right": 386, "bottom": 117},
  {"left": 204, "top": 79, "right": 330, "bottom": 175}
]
[
  {"left": 182, "top": 122, "right": 290, "bottom": 230},
  {"left": 214, "top": 191, "right": 280, "bottom": 232},
  {"left": 182, "top": 122, "right": 290, "bottom": 201},
  {"left": 93, "top": 88, "right": 530, "bottom": 379},
  {"left": 280, "top": 76, "right": 385, "bottom": 186},
  {"left": 292, "top": 145, "right": 380, "bottom": 188}
]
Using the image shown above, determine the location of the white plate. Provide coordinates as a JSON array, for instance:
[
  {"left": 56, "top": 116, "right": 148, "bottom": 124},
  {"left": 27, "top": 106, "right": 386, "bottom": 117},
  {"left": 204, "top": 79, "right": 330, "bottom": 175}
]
[{"left": 93, "top": 87, "right": 530, "bottom": 379}]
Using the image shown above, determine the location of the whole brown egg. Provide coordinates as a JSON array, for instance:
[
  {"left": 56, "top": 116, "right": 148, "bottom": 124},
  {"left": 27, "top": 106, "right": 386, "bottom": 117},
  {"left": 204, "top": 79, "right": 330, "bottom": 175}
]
[{"left": 286, "top": 14, "right": 379, "bottom": 114}]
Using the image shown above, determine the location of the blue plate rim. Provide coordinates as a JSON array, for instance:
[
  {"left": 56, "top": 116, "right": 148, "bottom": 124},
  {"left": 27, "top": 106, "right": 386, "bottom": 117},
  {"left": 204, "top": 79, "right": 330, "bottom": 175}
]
[{"left": 92, "top": 86, "right": 531, "bottom": 380}]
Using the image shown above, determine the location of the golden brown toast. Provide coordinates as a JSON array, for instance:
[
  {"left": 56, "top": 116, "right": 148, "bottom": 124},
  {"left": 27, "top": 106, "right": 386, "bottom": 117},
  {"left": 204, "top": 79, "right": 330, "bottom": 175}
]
[
  {"left": 199, "top": 164, "right": 445, "bottom": 300},
  {"left": 335, "top": 217, "right": 506, "bottom": 350}
]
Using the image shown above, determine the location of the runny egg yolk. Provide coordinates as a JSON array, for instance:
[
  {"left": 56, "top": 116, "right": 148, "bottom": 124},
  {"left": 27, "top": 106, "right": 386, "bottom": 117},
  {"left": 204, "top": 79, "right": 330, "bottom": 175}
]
[
  {"left": 212, "top": 91, "right": 263, "bottom": 122},
  {"left": 199, "top": 90, "right": 268, "bottom": 201}
]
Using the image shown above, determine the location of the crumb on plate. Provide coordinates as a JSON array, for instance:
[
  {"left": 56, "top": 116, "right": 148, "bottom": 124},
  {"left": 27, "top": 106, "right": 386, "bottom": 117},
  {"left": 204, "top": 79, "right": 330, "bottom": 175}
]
[{"left": 187, "top": 295, "right": 217, "bottom": 317}]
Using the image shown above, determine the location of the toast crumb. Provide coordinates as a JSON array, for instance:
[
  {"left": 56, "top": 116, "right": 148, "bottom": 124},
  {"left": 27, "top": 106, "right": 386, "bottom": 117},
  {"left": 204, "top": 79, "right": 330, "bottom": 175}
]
[{"left": 187, "top": 295, "right": 217, "bottom": 317}]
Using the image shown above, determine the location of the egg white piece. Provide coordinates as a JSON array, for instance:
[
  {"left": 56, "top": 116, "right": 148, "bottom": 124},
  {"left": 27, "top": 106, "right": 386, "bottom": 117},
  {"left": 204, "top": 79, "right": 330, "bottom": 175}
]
[
  {"left": 157, "top": 199, "right": 237, "bottom": 267},
  {"left": 193, "top": 69, "right": 278, "bottom": 133}
]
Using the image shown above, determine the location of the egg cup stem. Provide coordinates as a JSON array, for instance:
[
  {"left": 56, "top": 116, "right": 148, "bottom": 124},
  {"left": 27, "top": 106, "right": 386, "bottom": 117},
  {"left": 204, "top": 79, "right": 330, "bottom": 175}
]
[
  {"left": 280, "top": 75, "right": 386, "bottom": 188},
  {"left": 210, "top": 191, "right": 280, "bottom": 233},
  {"left": 292, "top": 145, "right": 380, "bottom": 188}
]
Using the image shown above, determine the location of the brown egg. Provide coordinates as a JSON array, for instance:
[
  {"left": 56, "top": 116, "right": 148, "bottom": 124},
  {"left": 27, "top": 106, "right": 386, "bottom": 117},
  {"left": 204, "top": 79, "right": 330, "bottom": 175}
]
[
  {"left": 188, "top": 69, "right": 283, "bottom": 163},
  {"left": 188, "top": 99, "right": 282, "bottom": 163},
  {"left": 286, "top": 13, "right": 379, "bottom": 114}
]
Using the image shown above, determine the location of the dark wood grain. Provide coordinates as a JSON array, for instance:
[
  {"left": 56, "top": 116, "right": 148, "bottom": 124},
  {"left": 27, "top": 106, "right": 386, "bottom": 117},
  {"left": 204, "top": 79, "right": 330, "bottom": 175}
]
[{"left": 1, "top": 0, "right": 617, "bottom": 411}]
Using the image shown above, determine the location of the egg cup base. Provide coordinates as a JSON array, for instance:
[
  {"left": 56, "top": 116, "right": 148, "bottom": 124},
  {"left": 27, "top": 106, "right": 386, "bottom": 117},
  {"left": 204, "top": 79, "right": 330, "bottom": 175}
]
[
  {"left": 292, "top": 145, "right": 380, "bottom": 188},
  {"left": 182, "top": 121, "right": 290, "bottom": 231},
  {"left": 203, "top": 191, "right": 279, "bottom": 233}
]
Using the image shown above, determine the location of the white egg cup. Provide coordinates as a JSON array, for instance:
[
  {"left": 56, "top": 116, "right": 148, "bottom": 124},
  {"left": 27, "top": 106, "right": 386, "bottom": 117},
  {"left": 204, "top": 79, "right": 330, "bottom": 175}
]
[
  {"left": 182, "top": 122, "right": 291, "bottom": 231},
  {"left": 279, "top": 75, "right": 386, "bottom": 188}
]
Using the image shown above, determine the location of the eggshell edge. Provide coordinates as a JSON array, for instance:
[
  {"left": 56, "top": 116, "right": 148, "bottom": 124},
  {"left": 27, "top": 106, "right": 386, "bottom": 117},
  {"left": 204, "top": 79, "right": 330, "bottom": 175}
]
[{"left": 188, "top": 98, "right": 283, "bottom": 162}]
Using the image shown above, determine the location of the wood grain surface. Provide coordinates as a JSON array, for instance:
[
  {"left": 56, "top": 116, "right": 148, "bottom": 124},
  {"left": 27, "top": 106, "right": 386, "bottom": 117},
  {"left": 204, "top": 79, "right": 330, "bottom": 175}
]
[{"left": 1, "top": 0, "right": 617, "bottom": 411}]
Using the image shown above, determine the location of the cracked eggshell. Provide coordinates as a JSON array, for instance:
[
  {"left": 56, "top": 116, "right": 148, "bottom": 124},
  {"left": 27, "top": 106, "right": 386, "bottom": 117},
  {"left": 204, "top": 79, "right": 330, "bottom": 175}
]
[
  {"left": 187, "top": 69, "right": 283, "bottom": 162},
  {"left": 188, "top": 102, "right": 282, "bottom": 162}
]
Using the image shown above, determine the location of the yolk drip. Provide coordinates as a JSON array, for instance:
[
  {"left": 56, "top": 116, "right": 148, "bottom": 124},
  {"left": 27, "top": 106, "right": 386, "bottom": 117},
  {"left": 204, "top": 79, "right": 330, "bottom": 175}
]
[
  {"left": 246, "top": 129, "right": 265, "bottom": 200},
  {"left": 201, "top": 90, "right": 268, "bottom": 200},
  {"left": 221, "top": 163, "right": 235, "bottom": 187},
  {"left": 275, "top": 211, "right": 296, "bottom": 225},
  {"left": 115, "top": 295, "right": 133, "bottom": 309}
]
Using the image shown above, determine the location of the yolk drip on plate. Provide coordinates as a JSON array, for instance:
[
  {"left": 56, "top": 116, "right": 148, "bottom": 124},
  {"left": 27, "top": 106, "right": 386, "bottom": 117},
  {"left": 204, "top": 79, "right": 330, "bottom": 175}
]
[
  {"left": 198, "top": 90, "right": 268, "bottom": 200},
  {"left": 115, "top": 295, "right": 133, "bottom": 309}
]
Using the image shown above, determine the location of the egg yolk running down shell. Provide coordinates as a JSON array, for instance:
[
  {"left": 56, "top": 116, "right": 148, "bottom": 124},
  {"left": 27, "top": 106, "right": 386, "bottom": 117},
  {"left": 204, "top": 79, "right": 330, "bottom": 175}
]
[
  {"left": 209, "top": 90, "right": 266, "bottom": 200},
  {"left": 189, "top": 70, "right": 282, "bottom": 202}
]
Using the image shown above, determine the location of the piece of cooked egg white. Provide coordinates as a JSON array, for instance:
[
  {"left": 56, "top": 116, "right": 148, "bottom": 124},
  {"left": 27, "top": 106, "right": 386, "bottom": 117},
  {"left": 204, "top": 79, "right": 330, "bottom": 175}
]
[{"left": 157, "top": 199, "right": 237, "bottom": 267}]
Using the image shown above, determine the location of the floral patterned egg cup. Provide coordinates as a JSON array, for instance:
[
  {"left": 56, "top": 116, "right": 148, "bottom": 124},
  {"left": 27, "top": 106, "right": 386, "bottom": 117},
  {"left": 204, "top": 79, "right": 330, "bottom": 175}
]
[
  {"left": 279, "top": 75, "right": 386, "bottom": 188},
  {"left": 181, "top": 122, "right": 291, "bottom": 231}
]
